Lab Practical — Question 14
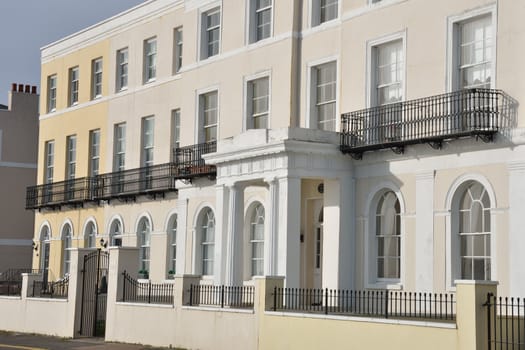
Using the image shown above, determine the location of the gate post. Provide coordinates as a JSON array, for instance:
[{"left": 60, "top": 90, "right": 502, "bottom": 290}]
[{"left": 456, "top": 280, "right": 498, "bottom": 350}]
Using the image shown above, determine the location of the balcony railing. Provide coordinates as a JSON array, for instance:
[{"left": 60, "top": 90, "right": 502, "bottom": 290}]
[
  {"left": 340, "top": 89, "right": 516, "bottom": 159},
  {"left": 26, "top": 177, "right": 95, "bottom": 209},
  {"left": 95, "top": 163, "right": 177, "bottom": 201},
  {"left": 26, "top": 142, "right": 218, "bottom": 209},
  {"left": 173, "top": 141, "right": 217, "bottom": 180}
]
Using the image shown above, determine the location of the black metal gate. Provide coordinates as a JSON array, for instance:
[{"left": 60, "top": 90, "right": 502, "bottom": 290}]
[{"left": 79, "top": 250, "right": 109, "bottom": 337}]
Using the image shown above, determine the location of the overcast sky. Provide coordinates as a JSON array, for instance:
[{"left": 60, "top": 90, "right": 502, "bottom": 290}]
[{"left": 0, "top": 0, "right": 146, "bottom": 105}]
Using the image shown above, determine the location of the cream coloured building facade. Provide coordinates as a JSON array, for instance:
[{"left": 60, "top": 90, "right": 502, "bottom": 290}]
[{"left": 27, "top": 0, "right": 525, "bottom": 310}]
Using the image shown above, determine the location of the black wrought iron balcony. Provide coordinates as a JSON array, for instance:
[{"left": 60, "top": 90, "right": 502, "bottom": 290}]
[
  {"left": 340, "top": 89, "right": 516, "bottom": 159},
  {"left": 26, "top": 177, "right": 95, "bottom": 209},
  {"left": 173, "top": 141, "right": 217, "bottom": 180},
  {"left": 95, "top": 162, "right": 177, "bottom": 201}
]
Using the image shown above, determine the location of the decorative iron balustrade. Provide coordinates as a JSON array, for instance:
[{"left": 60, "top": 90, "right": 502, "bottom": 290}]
[
  {"left": 187, "top": 284, "right": 255, "bottom": 309},
  {"left": 95, "top": 163, "right": 177, "bottom": 201},
  {"left": 340, "top": 89, "right": 516, "bottom": 159},
  {"left": 26, "top": 177, "right": 95, "bottom": 209},
  {"left": 173, "top": 141, "right": 217, "bottom": 180},
  {"left": 485, "top": 293, "right": 525, "bottom": 350},
  {"left": 0, "top": 268, "right": 42, "bottom": 296},
  {"left": 26, "top": 142, "right": 218, "bottom": 209},
  {"left": 31, "top": 276, "right": 69, "bottom": 299},
  {"left": 121, "top": 271, "right": 173, "bottom": 305},
  {"left": 273, "top": 287, "right": 456, "bottom": 322}
]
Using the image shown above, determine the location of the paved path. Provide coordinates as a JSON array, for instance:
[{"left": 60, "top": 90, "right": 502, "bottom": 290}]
[{"left": 0, "top": 332, "right": 173, "bottom": 350}]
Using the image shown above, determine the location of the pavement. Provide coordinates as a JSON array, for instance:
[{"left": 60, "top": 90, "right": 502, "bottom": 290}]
[{"left": 0, "top": 332, "right": 174, "bottom": 350}]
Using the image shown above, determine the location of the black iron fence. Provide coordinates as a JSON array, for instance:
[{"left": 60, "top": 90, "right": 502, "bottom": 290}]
[
  {"left": 173, "top": 141, "right": 217, "bottom": 179},
  {"left": 340, "top": 89, "right": 515, "bottom": 157},
  {"left": 121, "top": 271, "right": 173, "bottom": 305},
  {"left": 273, "top": 287, "right": 456, "bottom": 322},
  {"left": 0, "top": 268, "right": 42, "bottom": 296},
  {"left": 31, "top": 276, "right": 69, "bottom": 299},
  {"left": 26, "top": 177, "right": 95, "bottom": 209},
  {"left": 485, "top": 293, "right": 525, "bottom": 350},
  {"left": 27, "top": 143, "right": 218, "bottom": 210},
  {"left": 187, "top": 284, "right": 255, "bottom": 309},
  {"left": 96, "top": 163, "right": 177, "bottom": 201}
]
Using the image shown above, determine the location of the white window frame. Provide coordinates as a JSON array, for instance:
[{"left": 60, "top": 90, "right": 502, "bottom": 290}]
[
  {"left": 113, "top": 123, "right": 126, "bottom": 172},
  {"left": 171, "top": 109, "right": 181, "bottom": 152},
  {"left": 195, "top": 87, "right": 220, "bottom": 143},
  {"left": 47, "top": 75, "right": 57, "bottom": 113},
  {"left": 116, "top": 48, "right": 129, "bottom": 92},
  {"left": 137, "top": 216, "right": 152, "bottom": 278},
  {"left": 173, "top": 27, "right": 183, "bottom": 74},
  {"left": 141, "top": 116, "right": 155, "bottom": 168},
  {"left": 247, "top": 0, "right": 274, "bottom": 44},
  {"left": 44, "top": 140, "right": 54, "bottom": 184},
  {"left": 199, "top": 4, "right": 222, "bottom": 60},
  {"left": 364, "top": 183, "right": 405, "bottom": 290},
  {"left": 366, "top": 31, "right": 406, "bottom": 108},
  {"left": 311, "top": 0, "right": 340, "bottom": 27},
  {"left": 306, "top": 56, "right": 339, "bottom": 131},
  {"left": 167, "top": 214, "right": 178, "bottom": 277},
  {"left": 244, "top": 71, "right": 271, "bottom": 131},
  {"left": 446, "top": 5, "right": 497, "bottom": 93},
  {"left": 445, "top": 174, "right": 497, "bottom": 290},
  {"left": 143, "top": 37, "right": 157, "bottom": 83},
  {"left": 249, "top": 203, "right": 265, "bottom": 277},
  {"left": 91, "top": 57, "right": 103, "bottom": 99},
  {"left": 66, "top": 135, "right": 77, "bottom": 180},
  {"left": 108, "top": 217, "right": 124, "bottom": 247},
  {"left": 61, "top": 222, "right": 73, "bottom": 276},
  {"left": 84, "top": 220, "right": 97, "bottom": 249},
  {"left": 196, "top": 207, "right": 215, "bottom": 276},
  {"left": 68, "top": 66, "right": 79, "bottom": 106},
  {"left": 89, "top": 129, "right": 100, "bottom": 177}
]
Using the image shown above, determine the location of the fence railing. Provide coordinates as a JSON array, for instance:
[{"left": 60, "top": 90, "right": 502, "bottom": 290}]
[
  {"left": 31, "top": 276, "right": 69, "bottom": 299},
  {"left": 173, "top": 141, "right": 217, "bottom": 179},
  {"left": 485, "top": 293, "right": 525, "bottom": 350},
  {"left": 273, "top": 288, "right": 456, "bottom": 322},
  {"left": 0, "top": 281, "right": 22, "bottom": 296},
  {"left": 26, "top": 177, "right": 95, "bottom": 209},
  {"left": 340, "top": 88, "right": 515, "bottom": 157},
  {"left": 0, "top": 268, "right": 42, "bottom": 297},
  {"left": 96, "top": 163, "right": 177, "bottom": 201},
  {"left": 187, "top": 284, "right": 255, "bottom": 309},
  {"left": 121, "top": 271, "right": 173, "bottom": 305}
]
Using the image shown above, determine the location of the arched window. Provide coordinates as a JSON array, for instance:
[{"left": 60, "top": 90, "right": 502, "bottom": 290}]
[
  {"left": 109, "top": 219, "right": 122, "bottom": 247},
  {"left": 457, "top": 181, "right": 491, "bottom": 280},
  {"left": 84, "top": 221, "right": 96, "bottom": 248},
  {"left": 62, "top": 223, "right": 73, "bottom": 275},
  {"left": 39, "top": 225, "right": 51, "bottom": 283},
  {"left": 167, "top": 214, "right": 177, "bottom": 276},
  {"left": 199, "top": 208, "right": 215, "bottom": 276},
  {"left": 375, "top": 191, "right": 401, "bottom": 280},
  {"left": 249, "top": 203, "right": 265, "bottom": 277},
  {"left": 137, "top": 217, "right": 151, "bottom": 277}
]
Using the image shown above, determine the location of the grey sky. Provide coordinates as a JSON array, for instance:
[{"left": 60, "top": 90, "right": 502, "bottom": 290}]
[{"left": 0, "top": 0, "right": 146, "bottom": 105}]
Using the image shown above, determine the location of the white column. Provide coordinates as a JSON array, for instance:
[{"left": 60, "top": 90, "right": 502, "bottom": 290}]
[
  {"left": 323, "top": 176, "right": 355, "bottom": 290},
  {"left": 415, "top": 170, "right": 435, "bottom": 291},
  {"left": 225, "top": 183, "right": 244, "bottom": 286},
  {"left": 264, "top": 177, "right": 279, "bottom": 276},
  {"left": 508, "top": 162, "right": 525, "bottom": 296},
  {"left": 214, "top": 184, "right": 229, "bottom": 284},
  {"left": 176, "top": 198, "right": 188, "bottom": 275},
  {"left": 277, "top": 177, "right": 301, "bottom": 288}
]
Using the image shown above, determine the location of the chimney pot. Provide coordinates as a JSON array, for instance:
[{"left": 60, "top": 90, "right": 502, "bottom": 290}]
[
  {"left": 11, "top": 83, "right": 16, "bottom": 92},
  {"left": 31, "top": 86, "right": 37, "bottom": 94},
  {"left": 24, "top": 85, "right": 30, "bottom": 93},
  {"left": 18, "top": 84, "right": 23, "bottom": 92}
]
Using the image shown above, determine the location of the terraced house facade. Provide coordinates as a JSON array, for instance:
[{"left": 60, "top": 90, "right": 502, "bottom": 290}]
[{"left": 12, "top": 0, "right": 525, "bottom": 348}]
